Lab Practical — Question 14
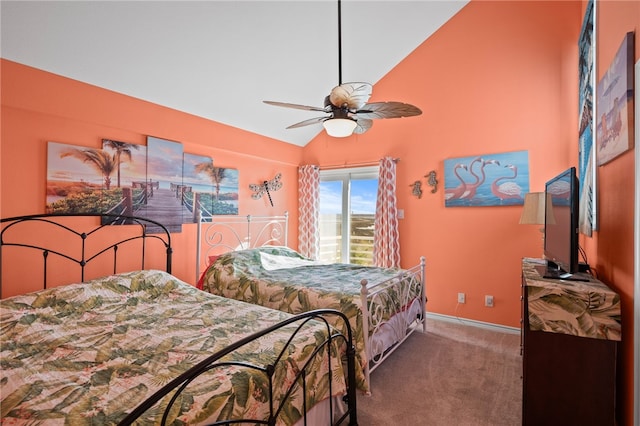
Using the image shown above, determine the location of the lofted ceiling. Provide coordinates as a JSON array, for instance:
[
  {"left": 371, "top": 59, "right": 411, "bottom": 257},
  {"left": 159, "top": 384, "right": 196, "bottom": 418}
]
[{"left": 1, "top": 0, "right": 467, "bottom": 147}]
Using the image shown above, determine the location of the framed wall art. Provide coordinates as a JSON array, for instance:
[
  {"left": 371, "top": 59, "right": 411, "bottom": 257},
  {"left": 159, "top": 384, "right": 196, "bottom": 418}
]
[
  {"left": 185, "top": 154, "right": 239, "bottom": 217},
  {"left": 443, "top": 150, "right": 529, "bottom": 207},
  {"left": 596, "top": 31, "right": 635, "bottom": 166},
  {"left": 144, "top": 136, "right": 186, "bottom": 233},
  {"left": 577, "top": 0, "right": 596, "bottom": 236},
  {"left": 46, "top": 141, "right": 109, "bottom": 214}
]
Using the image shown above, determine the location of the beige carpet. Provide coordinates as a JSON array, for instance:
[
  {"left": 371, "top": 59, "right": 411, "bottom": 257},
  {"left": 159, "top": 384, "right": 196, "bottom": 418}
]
[{"left": 356, "top": 317, "right": 522, "bottom": 425}]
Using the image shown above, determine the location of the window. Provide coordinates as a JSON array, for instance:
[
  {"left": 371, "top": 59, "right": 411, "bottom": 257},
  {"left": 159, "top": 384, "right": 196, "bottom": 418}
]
[{"left": 318, "top": 166, "right": 378, "bottom": 265}]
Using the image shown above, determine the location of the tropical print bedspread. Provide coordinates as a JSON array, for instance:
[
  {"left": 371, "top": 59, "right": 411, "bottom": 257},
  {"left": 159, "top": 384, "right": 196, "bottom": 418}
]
[
  {"left": 201, "top": 247, "right": 423, "bottom": 392},
  {"left": 0, "top": 270, "right": 347, "bottom": 425}
]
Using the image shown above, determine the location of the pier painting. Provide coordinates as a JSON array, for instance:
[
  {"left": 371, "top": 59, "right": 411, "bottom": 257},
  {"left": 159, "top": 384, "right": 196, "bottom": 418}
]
[{"left": 46, "top": 137, "right": 225, "bottom": 234}]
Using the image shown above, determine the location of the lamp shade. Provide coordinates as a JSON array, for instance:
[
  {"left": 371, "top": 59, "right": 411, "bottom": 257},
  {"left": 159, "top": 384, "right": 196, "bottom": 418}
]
[
  {"left": 519, "top": 192, "right": 556, "bottom": 225},
  {"left": 323, "top": 118, "right": 357, "bottom": 137}
]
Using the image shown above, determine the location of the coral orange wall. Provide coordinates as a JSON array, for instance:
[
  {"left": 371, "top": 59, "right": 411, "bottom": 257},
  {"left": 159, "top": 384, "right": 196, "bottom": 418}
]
[
  {"left": 1, "top": 1, "right": 637, "bottom": 423},
  {"left": 589, "top": 1, "right": 639, "bottom": 424},
  {"left": 304, "top": 0, "right": 581, "bottom": 329},
  {"left": 305, "top": 1, "right": 638, "bottom": 421},
  {"left": 0, "top": 59, "right": 303, "bottom": 293}
]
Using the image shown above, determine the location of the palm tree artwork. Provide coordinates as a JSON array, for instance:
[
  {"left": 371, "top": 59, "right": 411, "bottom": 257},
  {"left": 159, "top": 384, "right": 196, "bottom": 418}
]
[
  {"left": 102, "top": 139, "right": 139, "bottom": 188},
  {"left": 193, "top": 160, "right": 239, "bottom": 216},
  {"left": 45, "top": 139, "right": 238, "bottom": 222},
  {"left": 46, "top": 142, "right": 121, "bottom": 214},
  {"left": 46, "top": 141, "right": 146, "bottom": 215},
  {"left": 59, "top": 147, "right": 116, "bottom": 190},
  {"left": 195, "top": 162, "right": 226, "bottom": 200}
]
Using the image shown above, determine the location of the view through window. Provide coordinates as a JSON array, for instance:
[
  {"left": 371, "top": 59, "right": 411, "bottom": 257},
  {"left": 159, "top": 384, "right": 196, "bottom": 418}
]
[{"left": 319, "top": 166, "right": 378, "bottom": 265}]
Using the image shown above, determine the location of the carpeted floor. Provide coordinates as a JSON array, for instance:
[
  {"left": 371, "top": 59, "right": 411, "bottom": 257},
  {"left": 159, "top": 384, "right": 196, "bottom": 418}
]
[{"left": 356, "top": 317, "right": 522, "bottom": 425}]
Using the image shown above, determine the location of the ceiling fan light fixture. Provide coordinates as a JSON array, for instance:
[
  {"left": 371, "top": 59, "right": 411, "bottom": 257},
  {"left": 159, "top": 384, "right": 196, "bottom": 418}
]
[
  {"left": 262, "top": 0, "right": 421, "bottom": 139},
  {"left": 323, "top": 118, "right": 357, "bottom": 137}
]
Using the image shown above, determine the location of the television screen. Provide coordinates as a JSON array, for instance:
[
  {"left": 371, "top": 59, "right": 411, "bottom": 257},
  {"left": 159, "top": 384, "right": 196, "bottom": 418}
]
[{"left": 543, "top": 167, "right": 579, "bottom": 277}]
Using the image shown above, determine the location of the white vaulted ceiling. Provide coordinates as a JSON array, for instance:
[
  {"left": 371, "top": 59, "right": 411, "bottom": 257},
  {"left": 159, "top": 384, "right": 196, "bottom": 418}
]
[{"left": 1, "top": 0, "right": 467, "bottom": 146}]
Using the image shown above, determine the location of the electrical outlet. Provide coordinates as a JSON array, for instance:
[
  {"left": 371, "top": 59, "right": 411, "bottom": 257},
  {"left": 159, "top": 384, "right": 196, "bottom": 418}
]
[
  {"left": 485, "top": 295, "right": 494, "bottom": 307},
  {"left": 457, "top": 292, "right": 466, "bottom": 304}
]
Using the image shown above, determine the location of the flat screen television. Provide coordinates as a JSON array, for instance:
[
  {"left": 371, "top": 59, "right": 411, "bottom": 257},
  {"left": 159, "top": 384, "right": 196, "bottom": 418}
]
[{"left": 538, "top": 167, "right": 586, "bottom": 280}]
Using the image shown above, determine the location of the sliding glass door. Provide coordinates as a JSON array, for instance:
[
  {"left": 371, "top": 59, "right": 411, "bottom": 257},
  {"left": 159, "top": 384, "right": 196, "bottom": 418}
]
[{"left": 318, "top": 166, "right": 378, "bottom": 265}]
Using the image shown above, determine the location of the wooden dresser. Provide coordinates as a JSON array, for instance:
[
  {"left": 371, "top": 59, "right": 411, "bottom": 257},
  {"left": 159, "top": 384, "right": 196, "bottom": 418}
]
[{"left": 521, "top": 258, "right": 621, "bottom": 426}]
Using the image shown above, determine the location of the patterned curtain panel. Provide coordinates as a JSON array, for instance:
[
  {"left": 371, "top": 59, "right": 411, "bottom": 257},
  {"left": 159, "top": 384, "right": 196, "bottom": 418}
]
[
  {"left": 373, "top": 157, "right": 400, "bottom": 268},
  {"left": 298, "top": 165, "right": 320, "bottom": 260}
]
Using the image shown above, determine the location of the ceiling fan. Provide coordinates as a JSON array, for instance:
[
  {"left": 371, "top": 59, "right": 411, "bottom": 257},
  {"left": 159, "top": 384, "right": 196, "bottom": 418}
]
[{"left": 263, "top": 0, "right": 422, "bottom": 138}]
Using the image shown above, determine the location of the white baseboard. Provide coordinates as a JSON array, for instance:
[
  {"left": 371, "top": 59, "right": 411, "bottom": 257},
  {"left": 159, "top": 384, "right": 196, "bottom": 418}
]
[{"left": 426, "top": 312, "right": 520, "bottom": 335}]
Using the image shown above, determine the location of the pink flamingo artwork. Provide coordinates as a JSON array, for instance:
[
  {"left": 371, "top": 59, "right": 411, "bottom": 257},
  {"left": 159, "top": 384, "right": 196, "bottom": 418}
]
[
  {"left": 459, "top": 158, "right": 501, "bottom": 200},
  {"left": 491, "top": 164, "right": 523, "bottom": 201},
  {"left": 457, "top": 157, "right": 482, "bottom": 200},
  {"left": 444, "top": 164, "right": 469, "bottom": 201}
]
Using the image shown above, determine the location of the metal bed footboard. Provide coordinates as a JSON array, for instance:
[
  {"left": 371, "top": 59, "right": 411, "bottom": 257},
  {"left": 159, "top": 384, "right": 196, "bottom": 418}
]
[
  {"left": 119, "top": 309, "right": 359, "bottom": 426},
  {"left": 359, "top": 256, "right": 427, "bottom": 387}
]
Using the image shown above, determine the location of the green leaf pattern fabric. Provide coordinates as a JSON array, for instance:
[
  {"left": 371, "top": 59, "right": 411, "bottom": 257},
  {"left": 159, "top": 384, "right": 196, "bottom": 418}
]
[
  {"left": 522, "top": 260, "right": 621, "bottom": 340},
  {"left": 1, "top": 270, "right": 347, "bottom": 425},
  {"left": 201, "top": 247, "right": 422, "bottom": 393}
]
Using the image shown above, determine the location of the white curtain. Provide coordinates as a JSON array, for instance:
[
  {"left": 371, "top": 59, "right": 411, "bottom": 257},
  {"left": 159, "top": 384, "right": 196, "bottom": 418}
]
[
  {"left": 373, "top": 157, "right": 401, "bottom": 268},
  {"left": 298, "top": 165, "right": 320, "bottom": 259}
]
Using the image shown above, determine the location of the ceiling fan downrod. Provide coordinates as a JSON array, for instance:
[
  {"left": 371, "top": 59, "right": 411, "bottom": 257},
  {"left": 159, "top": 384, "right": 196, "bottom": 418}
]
[{"left": 337, "top": 0, "right": 343, "bottom": 86}]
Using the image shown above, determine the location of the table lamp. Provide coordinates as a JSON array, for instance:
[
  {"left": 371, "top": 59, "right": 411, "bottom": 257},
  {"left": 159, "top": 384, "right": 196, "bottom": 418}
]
[{"left": 519, "top": 192, "right": 555, "bottom": 255}]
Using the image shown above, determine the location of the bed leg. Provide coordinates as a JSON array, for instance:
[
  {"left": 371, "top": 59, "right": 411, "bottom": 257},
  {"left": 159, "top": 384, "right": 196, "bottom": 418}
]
[
  {"left": 359, "top": 279, "right": 371, "bottom": 392},
  {"left": 346, "top": 341, "right": 359, "bottom": 425}
]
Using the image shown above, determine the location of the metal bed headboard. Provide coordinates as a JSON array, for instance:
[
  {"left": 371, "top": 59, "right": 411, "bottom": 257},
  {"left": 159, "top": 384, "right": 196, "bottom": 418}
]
[
  {"left": 0, "top": 213, "right": 172, "bottom": 296},
  {"left": 196, "top": 211, "right": 288, "bottom": 279}
]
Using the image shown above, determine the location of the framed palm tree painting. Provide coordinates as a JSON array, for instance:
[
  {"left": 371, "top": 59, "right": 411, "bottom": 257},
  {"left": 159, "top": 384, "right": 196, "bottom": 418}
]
[
  {"left": 46, "top": 141, "right": 142, "bottom": 214},
  {"left": 46, "top": 139, "right": 239, "bottom": 229},
  {"left": 190, "top": 159, "right": 239, "bottom": 217}
]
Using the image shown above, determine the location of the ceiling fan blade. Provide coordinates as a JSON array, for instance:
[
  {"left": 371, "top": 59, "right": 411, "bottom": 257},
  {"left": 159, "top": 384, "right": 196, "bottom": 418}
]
[
  {"left": 353, "top": 118, "right": 373, "bottom": 134},
  {"left": 354, "top": 102, "right": 422, "bottom": 120},
  {"left": 286, "top": 116, "right": 328, "bottom": 129},
  {"left": 329, "top": 82, "right": 372, "bottom": 110},
  {"left": 263, "top": 100, "right": 327, "bottom": 112}
]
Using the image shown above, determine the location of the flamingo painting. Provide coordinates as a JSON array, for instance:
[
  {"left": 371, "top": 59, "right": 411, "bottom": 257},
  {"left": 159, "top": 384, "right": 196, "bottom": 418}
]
[
  {"left": 459, "top": 158, "right": 501, "bottom": 201},
  {"left": 457, "top": 157, "right": 482, "bottom": 200},
  {"left": 444, "top": 164, "right": 469, "bottom": 201},
  {"left": 491, "top": 164, "right": 523, "bottom": 201},
  {"left": 444, "top": 150, "right": 529, "bottom": 206}
]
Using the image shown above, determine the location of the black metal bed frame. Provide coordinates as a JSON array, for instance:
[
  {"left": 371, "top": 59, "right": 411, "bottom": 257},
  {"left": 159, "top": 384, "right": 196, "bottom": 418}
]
[
  {"left": 0, "top": 213, "right": 358, "bottom": 425},
  {"left": 120, "top": 308, "right": 358, "bottom": 426},
  {"left": 0, "top": 213, "right": 172, "bottom": 295}
]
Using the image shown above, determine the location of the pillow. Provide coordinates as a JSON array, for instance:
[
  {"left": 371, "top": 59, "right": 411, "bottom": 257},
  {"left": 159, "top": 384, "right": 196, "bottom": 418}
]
[
  {"left": 196, "top": 255, "right": 222, "bottom": 290},
  {"left": 259, "top": 251, "right": 326, "bottom": 271}
]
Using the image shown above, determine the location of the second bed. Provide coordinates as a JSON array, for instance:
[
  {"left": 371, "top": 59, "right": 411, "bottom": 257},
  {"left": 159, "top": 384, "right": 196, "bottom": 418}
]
[{"left": 196, "top": 214, "right": 427, "bottom": 393}]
